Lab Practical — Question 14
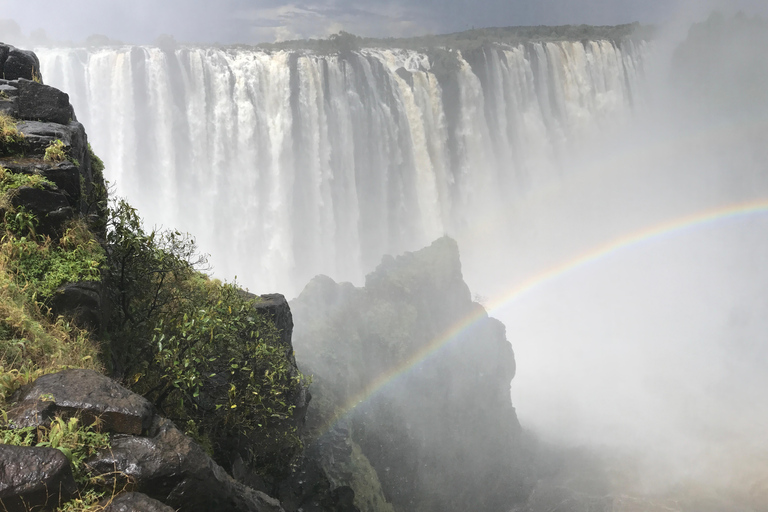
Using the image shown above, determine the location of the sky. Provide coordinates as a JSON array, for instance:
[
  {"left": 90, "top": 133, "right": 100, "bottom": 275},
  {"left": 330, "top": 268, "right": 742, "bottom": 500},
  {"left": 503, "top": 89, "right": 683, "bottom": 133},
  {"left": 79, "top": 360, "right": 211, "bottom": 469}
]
[{"left": 1, "top": 0, "right": 767, "bottom": 45}]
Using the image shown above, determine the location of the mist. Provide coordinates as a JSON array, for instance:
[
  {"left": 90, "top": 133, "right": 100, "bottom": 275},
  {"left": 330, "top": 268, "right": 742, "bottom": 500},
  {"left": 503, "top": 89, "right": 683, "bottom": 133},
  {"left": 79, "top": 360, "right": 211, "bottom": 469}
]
[{"left": 469, "top": 11, "right": 768, "bottom": 501}]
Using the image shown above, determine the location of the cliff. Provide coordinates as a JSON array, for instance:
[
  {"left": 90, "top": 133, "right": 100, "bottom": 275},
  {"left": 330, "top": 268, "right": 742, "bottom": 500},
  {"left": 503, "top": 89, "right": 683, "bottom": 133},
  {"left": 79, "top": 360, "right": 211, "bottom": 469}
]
[{"left": 291, "top": 237, "right": 530, "bottom": 512}]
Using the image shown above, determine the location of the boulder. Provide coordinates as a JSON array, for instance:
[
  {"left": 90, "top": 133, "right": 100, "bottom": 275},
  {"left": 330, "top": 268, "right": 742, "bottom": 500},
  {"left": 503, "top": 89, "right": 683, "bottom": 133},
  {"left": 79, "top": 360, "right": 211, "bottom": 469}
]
[
  {"left": 101, "top": 492, "right": 176, "bottom": 512},
  {"left": 0, "top": 45, "right": 41, "bottom": 82},
  {"left": 10, "top": 184, "right": 74, "bottom": 237},
  {"left": 7, "top": 369, "right": 154, "bottom": 435},
  {"left": 88, "top": 416, "right": 285, "bottom": 512},
  {"left": 15, "top": 120, "right": 87, "bottom": 164},
  {"left": 49, "top": 281, "right": 102, "bottom": 331},
  {"left": 14, "top": 79, "right": 73, "bottom": 125},
  {"left": 0, "top": 444, "right": 76, "bottom": 512}
]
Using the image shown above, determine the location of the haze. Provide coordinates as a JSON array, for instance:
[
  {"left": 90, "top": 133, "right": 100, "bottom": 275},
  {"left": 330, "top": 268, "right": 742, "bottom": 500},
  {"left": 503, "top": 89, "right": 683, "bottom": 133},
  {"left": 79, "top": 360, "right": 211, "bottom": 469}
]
[{"left": 0, "top": 0, "right": 766, "bottom": 43}]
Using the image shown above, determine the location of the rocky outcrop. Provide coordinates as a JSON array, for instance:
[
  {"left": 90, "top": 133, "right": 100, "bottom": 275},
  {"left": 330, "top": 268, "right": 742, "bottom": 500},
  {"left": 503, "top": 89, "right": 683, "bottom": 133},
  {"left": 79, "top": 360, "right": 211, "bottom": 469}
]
[
  {"left": 7, "top": 369, "right": 154, "bottom": 435},
  {"left": 49, "top": 281, "right": 103, "bottom": 332},
  {"left": 88, "top": 416, "right": 284, "bottom": 512},
  {"left": 0, "top": 444, "right": 77, "bottom": 512},
  {"left": 291, "top": 237, "right": 530, "bottom": 512},
  {"left": 2, "top": 369, "right": 285, "bottom": 512},
  {"left": 0, "top": 44, "right": 41, "bottom": 82},
  {"left": 0, "top": 43, "right": 102, "bottom": 228}
]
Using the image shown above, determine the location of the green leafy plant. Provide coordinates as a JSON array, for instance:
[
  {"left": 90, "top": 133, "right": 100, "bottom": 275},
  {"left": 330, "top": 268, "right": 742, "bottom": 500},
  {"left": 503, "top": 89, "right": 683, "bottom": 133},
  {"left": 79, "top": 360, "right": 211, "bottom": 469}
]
[
  {"left": 0, "top": 415, "right": 113, "bottom": 509},
  {"left": 44, "top": 139, "right": 68, "bottom": 163},
  {"left": 105, "top": 198, "right": 305, "bottom": 478}
]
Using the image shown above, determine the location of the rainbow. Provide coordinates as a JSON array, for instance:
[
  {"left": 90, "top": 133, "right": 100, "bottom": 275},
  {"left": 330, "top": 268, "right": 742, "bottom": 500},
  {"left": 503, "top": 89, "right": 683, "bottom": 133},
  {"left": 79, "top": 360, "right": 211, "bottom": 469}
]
[{"left": 315, "top": 197, "right": 768, "bottom": 436}]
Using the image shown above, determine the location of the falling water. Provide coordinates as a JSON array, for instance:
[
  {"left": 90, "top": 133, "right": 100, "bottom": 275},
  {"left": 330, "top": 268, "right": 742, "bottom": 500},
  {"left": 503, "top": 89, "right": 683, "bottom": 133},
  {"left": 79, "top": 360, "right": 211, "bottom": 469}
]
[{"left": 37, "top": 40, "right": 646, "bottom": 294}]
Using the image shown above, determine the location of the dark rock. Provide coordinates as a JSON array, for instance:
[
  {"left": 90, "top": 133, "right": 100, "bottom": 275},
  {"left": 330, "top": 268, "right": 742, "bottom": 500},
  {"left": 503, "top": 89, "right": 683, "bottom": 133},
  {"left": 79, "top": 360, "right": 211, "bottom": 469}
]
[
  {"left": 88, "top": 416, "right": 284, "bottom": 512},
  {"left": 291, "top": 236, "right": 529, "bottom": 512},
  {"left": 15, "top": 79, "right": 74, "bottom": 125},
  {"left": 0, "top": 444, "right": 76, "bottom": 512},
  {"left": 3, "top": 120, "right": 93, "bottom": 215},
  {"left": 101, "top": 492, "right": 175, "bottom": 512},
  {"left": 276, "top": 424, "right": 360, "bottom": 512},
  {"left": 244, "top": 293, "right": 294, "bottom": 348},
  {"left": 10, "top": 184, "right": 74, "bottom": 237},
  {"left": 49, "top": 281, "right": 102, "bottom": 331},
  {"left": 395, "top": 67, "right": 414, "bottom": 88},
  {"left": 8, "top": 369, "right": 153, "bottom": 435},
  {"left": 1, "top": 46, "right": 41, "bottom": 82},
  {"left": 15, "top": 120, "right": 87, "bottom": 162}
]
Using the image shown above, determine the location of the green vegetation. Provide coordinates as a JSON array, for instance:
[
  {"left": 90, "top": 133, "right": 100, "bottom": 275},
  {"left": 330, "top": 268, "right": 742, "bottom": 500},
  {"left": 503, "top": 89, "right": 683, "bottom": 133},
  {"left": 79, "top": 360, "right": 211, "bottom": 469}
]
[
  {"left": 105, "top": 198, "right": 305, "bottom": 476},
  {"left": 0, "top": 112, "right": 24, "bottom": 153},
  {"left": 44, "top": 139, "right": 68, "bottom": 163},
  {"left": 1, "top": 416, "right": 114, "bottom": 511},
  {"left": 0, "top": 167, "right": 103, "bottom": 408}
]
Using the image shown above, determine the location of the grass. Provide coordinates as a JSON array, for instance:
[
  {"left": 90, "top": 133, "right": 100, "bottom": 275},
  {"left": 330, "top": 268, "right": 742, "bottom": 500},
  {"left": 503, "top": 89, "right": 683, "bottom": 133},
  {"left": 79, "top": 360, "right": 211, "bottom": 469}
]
[
  {"left": 0, "top": 167, "right": 102, "bottom": 408},
  {"left": 44, "top": 139, "right": 68, "bottom": 163},
  {"left": 0, "top": 112, "right": 24, "bottom": 152}
]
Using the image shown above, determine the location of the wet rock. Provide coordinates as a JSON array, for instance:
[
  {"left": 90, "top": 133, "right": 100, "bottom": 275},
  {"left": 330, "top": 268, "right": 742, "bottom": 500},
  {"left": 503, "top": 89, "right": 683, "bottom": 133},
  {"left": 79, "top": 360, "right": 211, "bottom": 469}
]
[
  {"left": 49, "top": 281, "right": 102, "bottom": 331},
  {"left": 0, "top": 444, "right": 76, "bottom": 512},
  {"left": 88, "top": 417, "right": 284, "bottom": 512},
  {"left": 8, "top": 369, "right": 153, "bottom": 435},
  {"left": 0, "top": 45, "right": 41, "bottom": 82},
  {"left": 242, "top": 293, "right": 294, "bottom": 347},
  {"left": 276, "top": 423, "right": 360, "bottom": 512},
  {"left": 10, "top": 184, "right": 74, "bottom": 237},
  {"left": 14, "top": 79, "right": 73, "bottom": 125},
  {"left": 16, "top": 119, "right": 87, "bottom": 165},
  {"left": 101, "top": 492, "right": 175, "bottom": 512}
]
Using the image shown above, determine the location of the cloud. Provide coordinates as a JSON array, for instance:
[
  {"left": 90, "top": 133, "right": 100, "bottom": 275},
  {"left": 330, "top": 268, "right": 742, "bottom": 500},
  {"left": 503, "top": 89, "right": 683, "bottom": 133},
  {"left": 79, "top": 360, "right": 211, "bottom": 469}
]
[
  {"left": 1, "top": 0, "right": 767, "bottom": 45},
  {"left": 235, "top": 1, "right": 437, "bottom": 42}
]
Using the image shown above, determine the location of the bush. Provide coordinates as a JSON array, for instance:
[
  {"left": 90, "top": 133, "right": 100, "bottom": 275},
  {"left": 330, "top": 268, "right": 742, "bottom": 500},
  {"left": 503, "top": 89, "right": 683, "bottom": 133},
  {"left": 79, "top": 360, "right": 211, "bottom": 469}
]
[
  {"left": 0, "top": 112, "right": 24, "bottom": 154},
  {"left": 105, "top": 198, "right": 305, "bottom": 475},
  {"left": 44, "top": 139, "right": 68, "bottom": 162}
]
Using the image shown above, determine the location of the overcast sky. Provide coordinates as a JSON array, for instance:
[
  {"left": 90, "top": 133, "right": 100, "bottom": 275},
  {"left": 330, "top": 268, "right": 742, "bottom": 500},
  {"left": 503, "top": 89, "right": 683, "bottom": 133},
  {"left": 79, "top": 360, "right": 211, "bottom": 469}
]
[{"left": 1, "top": 0, "right": 767, "bottom": 44}]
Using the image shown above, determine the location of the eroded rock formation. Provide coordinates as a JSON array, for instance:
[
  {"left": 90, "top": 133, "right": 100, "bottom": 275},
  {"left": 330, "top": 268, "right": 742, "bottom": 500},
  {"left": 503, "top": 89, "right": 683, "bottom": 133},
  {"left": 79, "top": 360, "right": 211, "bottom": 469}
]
[{"left": 292, "top": 237, "right": 531, "bottom": 512}]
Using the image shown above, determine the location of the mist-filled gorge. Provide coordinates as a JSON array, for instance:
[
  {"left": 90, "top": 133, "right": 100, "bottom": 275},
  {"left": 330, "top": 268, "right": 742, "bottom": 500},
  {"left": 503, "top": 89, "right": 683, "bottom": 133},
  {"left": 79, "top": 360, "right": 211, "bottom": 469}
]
[{"left": 2, "top": 5, "right": 765, "bottom": 511}]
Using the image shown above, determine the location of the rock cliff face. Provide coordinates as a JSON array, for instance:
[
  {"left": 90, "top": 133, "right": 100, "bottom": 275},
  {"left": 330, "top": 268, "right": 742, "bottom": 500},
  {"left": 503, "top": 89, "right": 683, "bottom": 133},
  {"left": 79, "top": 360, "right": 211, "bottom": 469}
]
[{"left": 291, "top": 237, "right": 531, "bottom": 512}]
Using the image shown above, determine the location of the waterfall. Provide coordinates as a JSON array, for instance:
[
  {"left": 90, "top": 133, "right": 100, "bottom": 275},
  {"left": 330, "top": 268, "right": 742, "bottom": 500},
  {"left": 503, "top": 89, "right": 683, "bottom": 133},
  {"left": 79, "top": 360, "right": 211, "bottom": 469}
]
[{"left": 37, "top": 40, "right": 646, "bottom": 294}]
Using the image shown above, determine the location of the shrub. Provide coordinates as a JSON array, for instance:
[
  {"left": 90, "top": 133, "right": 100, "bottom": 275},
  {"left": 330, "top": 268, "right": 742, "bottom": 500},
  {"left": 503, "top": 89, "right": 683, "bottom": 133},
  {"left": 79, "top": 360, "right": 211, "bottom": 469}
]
[
  {"left": 105, "top": 198, "right": 305, "bottom": 476},
  {"left": 44, "top": 139, "right": 68, "bottom": 162},
  {"left": 0, "top": 112, "right": 24, "bottom": 153}
]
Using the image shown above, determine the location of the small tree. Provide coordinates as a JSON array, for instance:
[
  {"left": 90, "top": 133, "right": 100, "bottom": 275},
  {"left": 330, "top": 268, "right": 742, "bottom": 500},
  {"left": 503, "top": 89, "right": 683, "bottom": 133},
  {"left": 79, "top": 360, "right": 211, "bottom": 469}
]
[{"left": 104, "top": 198, "right": 304, "bottom": 476}]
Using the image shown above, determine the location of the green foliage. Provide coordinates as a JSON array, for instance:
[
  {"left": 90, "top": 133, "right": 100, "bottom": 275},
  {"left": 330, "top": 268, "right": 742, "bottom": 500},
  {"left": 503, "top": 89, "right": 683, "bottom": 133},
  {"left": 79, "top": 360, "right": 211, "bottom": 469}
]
[
  {"left": 1, "top": 220, "right": 105, "bottom": 301},
  {"left": 0, "top": 167, "right": 54, "bottom": 194},
  {"left": 0, "top": 167, "right": 103, "bottom": 409},
  {"left": 105, "top": 198, "right": 305, "bottom": 477},
  {"left": 0, "top": 112, "right": 24, "bottom": 154},
  {"left": 44, "top": 139, "right": 68, "bottom": 163},
  {"left": 88, "top": 144, "right": 105, "bottom": 176},
  {"left": 347, "top": 440, "right": 397, "bottom": 512},
  {"left": 0, "top": 416, "right": 112, "bottom": 507}
]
